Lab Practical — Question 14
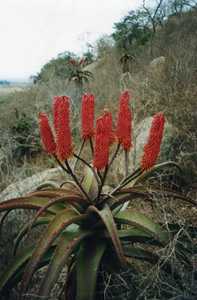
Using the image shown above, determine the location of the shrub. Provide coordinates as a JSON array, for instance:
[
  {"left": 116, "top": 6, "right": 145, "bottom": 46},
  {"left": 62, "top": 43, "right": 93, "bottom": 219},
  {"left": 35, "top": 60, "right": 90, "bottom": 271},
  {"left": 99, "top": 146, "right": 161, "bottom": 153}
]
[{"left": 10, "top": 111, "right": 41, "bottom": 160}]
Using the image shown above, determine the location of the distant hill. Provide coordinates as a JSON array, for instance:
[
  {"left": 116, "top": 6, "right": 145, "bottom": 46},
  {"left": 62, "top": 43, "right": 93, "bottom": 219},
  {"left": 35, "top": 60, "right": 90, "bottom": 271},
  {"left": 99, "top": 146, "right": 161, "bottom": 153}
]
[{"left": 0, "top": 80, "right": 10, "bottom": 86}]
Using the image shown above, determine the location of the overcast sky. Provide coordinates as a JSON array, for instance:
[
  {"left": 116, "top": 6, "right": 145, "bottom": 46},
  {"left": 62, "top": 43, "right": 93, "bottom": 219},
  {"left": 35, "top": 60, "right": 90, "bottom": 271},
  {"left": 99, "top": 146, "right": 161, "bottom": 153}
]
[{"left": 0, "top": 0, "right": 144, "bottom": 81}]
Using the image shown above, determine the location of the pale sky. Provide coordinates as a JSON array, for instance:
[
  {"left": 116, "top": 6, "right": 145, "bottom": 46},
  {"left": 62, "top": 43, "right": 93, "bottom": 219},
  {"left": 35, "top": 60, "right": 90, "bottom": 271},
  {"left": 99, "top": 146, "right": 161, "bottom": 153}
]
[{"left": 0, "top": 0, "right": 142, "bottom": 81}]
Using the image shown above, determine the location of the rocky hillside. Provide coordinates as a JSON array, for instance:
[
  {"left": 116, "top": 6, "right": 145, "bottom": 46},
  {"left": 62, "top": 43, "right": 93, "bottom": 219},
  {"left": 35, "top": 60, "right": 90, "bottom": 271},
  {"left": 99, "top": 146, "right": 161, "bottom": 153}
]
[{"left": 0, "top": 6, "right": 196, "bottom": 191}]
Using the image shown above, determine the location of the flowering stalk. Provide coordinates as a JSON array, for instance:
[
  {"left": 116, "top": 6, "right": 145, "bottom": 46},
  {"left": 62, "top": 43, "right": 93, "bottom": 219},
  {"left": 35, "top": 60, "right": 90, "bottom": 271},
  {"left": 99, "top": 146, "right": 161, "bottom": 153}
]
[
  {"left": 104, "top": 110, "right": 116, "bottom": 146},
  {"left": 81, "top": 94, "right": 95, "bottom": 140},
  {"left": 141, "top": 112, "right": 165, "bottom": 170},
  {"left": 53, "top": 96, "right": 65, "bottom": 133},
  {"left": 124, "top": 151, "right": 129, "bottom": 177},
  {"left": 110, "top": 168, "right": 143, "bottom": 195},
  {"left": 56, "top": 97, "right": 73, "bottom": 161},
  {"left": 65, "top": 160, "right": 91, "bottom": 202},
  {"left": 39, "top": 113, "right": 56, "bottom": 155},
  {"left": 93, "top": 111, "right": 115, "bottom": 198},
  {"left": 73, "top": 94, "right": 95, "bottom": 170},
  {"left": 93, "top": 111, "right": 114, "bottom": 171},
  {"left": 73, "top": 139, "right": 86, "bottom": 171},
  {"left": 116, "top": 91, "right": 132, "bottom": 151},
  {"left": 89, "top": 138, "right": 94, "bottom": 155},
  {"left": 116, "top": 91, "right": 132, "bottom": 177},
  {"left": 93, "top": 116, "right": 109, "bottom": 170}
]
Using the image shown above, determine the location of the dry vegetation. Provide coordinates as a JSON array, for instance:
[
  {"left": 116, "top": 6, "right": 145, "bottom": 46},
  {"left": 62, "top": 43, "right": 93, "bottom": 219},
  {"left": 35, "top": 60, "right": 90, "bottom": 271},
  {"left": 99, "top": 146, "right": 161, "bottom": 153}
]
[
  {"left": 0, "top": 6, "right": 196, "bottom": 300},
  {"left": 0, "top": 9, "right": 197, "bottom": 193}
]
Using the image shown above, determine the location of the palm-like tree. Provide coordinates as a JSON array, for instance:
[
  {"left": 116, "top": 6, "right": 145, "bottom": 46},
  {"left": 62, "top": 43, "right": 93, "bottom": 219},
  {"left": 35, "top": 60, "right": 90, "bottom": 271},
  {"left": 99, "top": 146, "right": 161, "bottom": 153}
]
[
  {"left": 67, "top": 58, "right": 93, "bottom": 102},
  {"left": 120, "top": 53, "right": 135, "bottom": 73}
]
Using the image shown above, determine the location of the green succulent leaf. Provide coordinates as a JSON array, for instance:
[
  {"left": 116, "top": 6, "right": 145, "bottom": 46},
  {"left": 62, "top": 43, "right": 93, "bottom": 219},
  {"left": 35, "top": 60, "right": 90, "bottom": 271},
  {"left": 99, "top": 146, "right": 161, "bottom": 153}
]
[
  {"left": 36, "top": 181, "right": 60, "bottom": 190},
  {"left": 39, "top": 229, "right": 91, "bottom": 297},
  {"left": 110, "top": 188, "right": 151, "bottom": 212},
  {"left": 0, "top": 196, "right": 61, "bottom": 214},
  {"left": 123, "top": 245, "right": 159, "bottom": 263},
  {"left": 117, "top": 228, "right": 161, "bottom": 245},
  {"left": 27, "top": 194, "right": 85, "bottom": 234},
  {"left": 20, "top": 208, "right": 86, "bottom": 297},
  {"left": 0, "top": 245, "right": 55, "bottom": 293},
  {"left": 115, "top": 210, "right": 169, "bottom": 244},
  {"left": 117, "top": 187, "right": 197, "bottom": 207},
  {"left": 134, "top": 161, "right": 182, "bottom": 185},
  {"left": 13, "top": 214, "right": 54, "bottom": 255},
  {"left": 76, "top": 238, "right": 106, "bottom": 300},
  {"left": 0, "top": 246, "right": 34, "bottom": 292},
  {"left": 27, "top": 188, "right": 79, "bottom": 198},
  {"left": 99, "top": 228, "right": 162, "bottom": 246},
  {"left": 88, "top": 205, "right": 126, "bottom": 265},
  {"left": 81, "top": 165, "right": 98, "bottom": 199}
]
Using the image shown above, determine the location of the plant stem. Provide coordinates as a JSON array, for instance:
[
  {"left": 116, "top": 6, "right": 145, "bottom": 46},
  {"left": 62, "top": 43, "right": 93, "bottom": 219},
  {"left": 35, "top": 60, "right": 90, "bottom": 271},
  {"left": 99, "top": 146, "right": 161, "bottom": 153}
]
[
  {"left": 65, "top": 160, "right": 91, "bottom": 203},
  {"left": 96, "top": 144, "right": 121, "bottom": 201},
  {"left": 54, "top": 155, "right": 69, "bottom": 173},
  {"left": 97, "top": 165, "right": 109, "bottom": 201},
  {"left": 116, "top": 169, "right": 143, "bottom": 192},
  {"left": 108, "top": 143, "right": 120, "bottom": 169},
  {"left": 89, "top": 138, "right": 94, "bottom": 155},
  {"left": 124, "top": 150, "right": 129, "bottom": 178},
  {"left": 73, "top": 139, "right": 86, "bottom": 171},
  {"left": 97, "top": 170, "right": 103, "bottom": 184},
  {"left": 110, "top": 168, "right": 142, "bottom": 195},
  {"left": 89, "top": 137, "right": 103, "bottom": 182},
  {"left": 122, "top": 167, "right": 142, "bottom": 184},
  {"left": 73, "top": 153, "right": 100, "bottom": 185}
]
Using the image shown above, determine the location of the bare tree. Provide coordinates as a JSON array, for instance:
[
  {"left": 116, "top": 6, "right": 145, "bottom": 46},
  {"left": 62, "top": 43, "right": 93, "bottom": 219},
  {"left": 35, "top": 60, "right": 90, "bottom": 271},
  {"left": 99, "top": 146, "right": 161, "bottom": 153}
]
[
  {"left": 142, "top": 0, "right": 165, "bottom": 55},
  {"left": 142, "top": 0, "right": 165, "bottom": 33}
]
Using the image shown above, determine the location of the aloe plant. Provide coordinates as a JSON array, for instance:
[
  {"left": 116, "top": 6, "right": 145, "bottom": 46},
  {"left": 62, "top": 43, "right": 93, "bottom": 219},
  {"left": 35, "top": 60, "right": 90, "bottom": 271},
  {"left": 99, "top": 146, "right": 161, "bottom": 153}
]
[{"left": 0, "top": 92, "right": 196, "bottom": 300}]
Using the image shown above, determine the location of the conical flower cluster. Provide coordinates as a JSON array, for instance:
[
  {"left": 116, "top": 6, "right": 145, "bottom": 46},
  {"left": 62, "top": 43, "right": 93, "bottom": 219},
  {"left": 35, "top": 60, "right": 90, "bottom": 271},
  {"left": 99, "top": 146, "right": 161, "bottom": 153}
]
[
  {"left": 93, "top": 111, "right": 114, "bottom": 170},
  {"left": 39, "top": 113, "right": 56, "bottom": 155},
  {"left": 116, "top": 91, "right": 132, "bottom": 151},
  {"left": 53, "top": 96, "right": 64, "bottom": 133},
  {"left": 55, "top": 96, "right": 73, "bottom": 160},
  {"left": 81, "top": 93, "right": 95, "bottom": 140},
  {"left": 141, "top": 113, "right": 165, "bottom": 170},
  {"left": 39, "top": 96, "right": 72, "bottom": 160}
]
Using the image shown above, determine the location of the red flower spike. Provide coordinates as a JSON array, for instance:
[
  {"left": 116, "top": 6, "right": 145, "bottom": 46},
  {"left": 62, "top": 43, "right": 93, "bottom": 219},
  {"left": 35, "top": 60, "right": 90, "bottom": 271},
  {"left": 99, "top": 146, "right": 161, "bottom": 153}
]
[
  {"left": 103, "top": 110, "right": 116, "bottom": 145},
  {"left": 81, "top": 93, "right": 95, "bottom": 140},
  {"left": 53, "top": 96, "right": 64, "bottom": 133},
  {"left": 93, "top": 114, "right": 111, "bottom": 170},
  {"left": 39, "top": 113, "right": 56, "bottom": 154},
  {"left": 56, "top": 97, "right": 73, "bottom": 161},
  {"left": 141, "top": 113, "right": 165, "bottom": 170},
  {"left": 116, "top": 91, "right": 132, "bottom": 151}
]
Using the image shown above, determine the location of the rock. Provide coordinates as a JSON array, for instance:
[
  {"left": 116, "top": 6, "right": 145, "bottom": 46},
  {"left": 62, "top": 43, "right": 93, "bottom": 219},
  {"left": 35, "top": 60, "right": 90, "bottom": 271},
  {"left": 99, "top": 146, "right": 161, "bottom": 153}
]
[
  {"left": 149, "top": 56, "right": 166, "bottom": 72},
  {"left": 148, "top": 56, "right": 166, "bottom": 81},
  {"left": 0, "top": 167, "right": 65, "bottom": 201}
]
